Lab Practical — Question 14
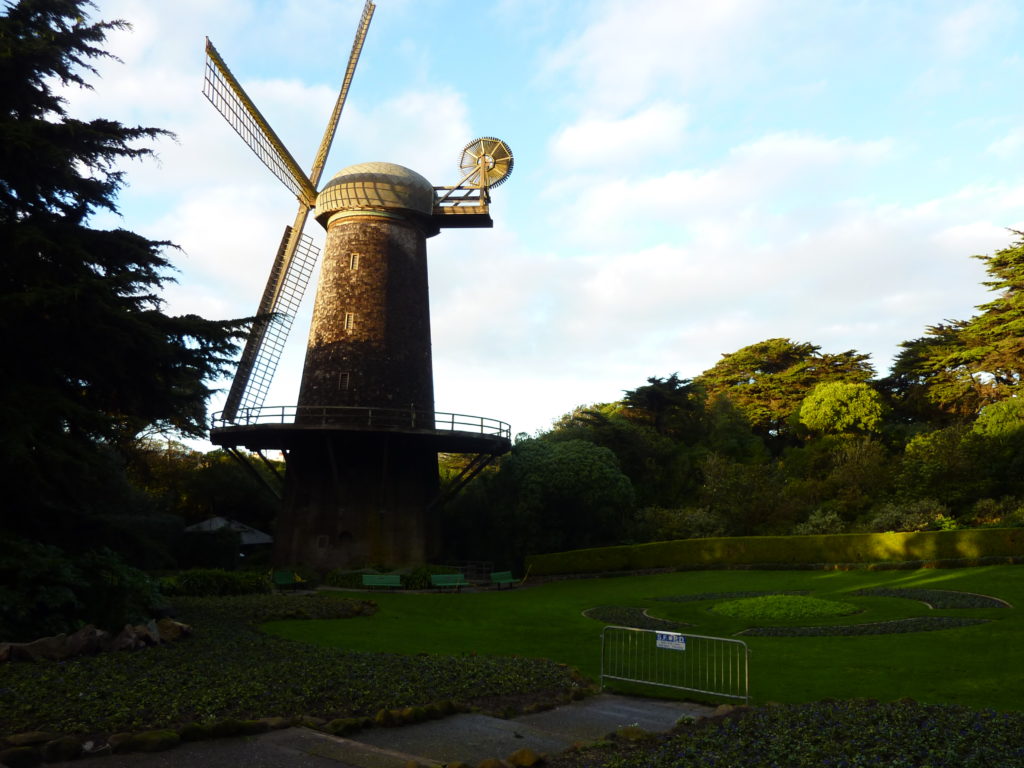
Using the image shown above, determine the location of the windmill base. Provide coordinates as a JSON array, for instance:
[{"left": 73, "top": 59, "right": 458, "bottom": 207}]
[{"left": 273, "top": 431, "right": 440, "bottom": 570}]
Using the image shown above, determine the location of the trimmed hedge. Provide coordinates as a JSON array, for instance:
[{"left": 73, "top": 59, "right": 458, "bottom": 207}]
[{"left": 524, "top": 528, "right": 1024, "bottom": 576}]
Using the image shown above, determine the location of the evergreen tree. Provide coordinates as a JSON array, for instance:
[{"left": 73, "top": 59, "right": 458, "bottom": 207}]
[
  {"left": 0, "top": 0, "right": 248, "bottom": 545},
  {"left": 884, "top": 233, "right": 1024, "bottom": 423},
  {"left": 695, "top": 338, "right": 874, "bottom": 445}
]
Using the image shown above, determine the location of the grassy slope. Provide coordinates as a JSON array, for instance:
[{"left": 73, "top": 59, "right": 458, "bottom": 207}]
[{"left": 264, "top": 565, "right": 1024, "bottom": 711}]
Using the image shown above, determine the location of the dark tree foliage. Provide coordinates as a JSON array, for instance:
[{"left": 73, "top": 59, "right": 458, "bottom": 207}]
[
  {"left": 694, "top": 338, "right": 875, "bottom": 445},
  {"left": 884, "top": 233, "right": 1024, "bottom": 422},
  {"left": 0, "top": 0, "right": 248, "bottom": 545},
  {"left": 544, "top": 403, "right": 701, "bottom": 508},
  {"left": 621, "top": 373, "right": 705, "bottom": 441}
]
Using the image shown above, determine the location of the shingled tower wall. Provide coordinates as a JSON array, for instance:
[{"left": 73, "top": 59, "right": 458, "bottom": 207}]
[{"left": 273, "top": 163, "right": 442, "bottom": 570}]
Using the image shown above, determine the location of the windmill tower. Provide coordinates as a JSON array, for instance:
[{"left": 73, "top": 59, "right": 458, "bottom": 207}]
[{"left": 204, "top": 2, "right": 514, "bottom": 569}]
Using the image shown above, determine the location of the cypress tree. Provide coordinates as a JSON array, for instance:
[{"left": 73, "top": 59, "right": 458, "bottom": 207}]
[{"left": 0, "top": 0, "right": 248, "bottom": 544}]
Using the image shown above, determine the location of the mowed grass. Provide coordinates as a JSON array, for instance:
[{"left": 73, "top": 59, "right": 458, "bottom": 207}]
[{"left": 263, "top": 565, "right": 1024, "bottom": 711}]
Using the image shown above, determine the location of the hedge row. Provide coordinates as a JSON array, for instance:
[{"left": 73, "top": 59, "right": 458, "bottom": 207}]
[{"left": 524, "top": 528, "right": 1024, "bottom": 576}]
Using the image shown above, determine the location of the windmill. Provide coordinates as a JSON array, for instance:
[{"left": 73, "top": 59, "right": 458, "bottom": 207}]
[{"left": 204, "top": 2, "right": 515, "bottom": 569}]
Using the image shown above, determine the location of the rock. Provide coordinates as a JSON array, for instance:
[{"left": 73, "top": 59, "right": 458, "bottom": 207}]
[
  {"left": 64, "top": 625, "right": 107, "bottom": 657},
  {"left": 208, "top": 719, "right": 245, "bottom": 738},
  {"left": 507, "top": 747, "right": 543, "bottom": 767},
  {"left": 41, "top": 736, "right": 82, "bottom": 762},
  {"left": 0, "top": 644, "right": 10, "bottom": 663},
  {"left": 613, "top": 725, "right": 651, "bottom": 743},
  {"left": 4, "top": 733, "right": 57, "bottom": 748},
  {"left": 476, "top": 759, "right": 508, "bottom": 768},
  {"left": 257, "top": 717, "right": 291, "bottom": 731},
  {"left": 132, "top": 622, "right": 161, "bottom": 646},
  {"left": 237, "top": 720, "right": 269, "bottom": 736},
  {"left": 0, "top": 746, "right": 42, "bottom": 767},
  {"left": 121, "top": 730, "right": 180, "bottom": 753},
  {"left": 107, "top": 733, "right": 133, "bottom": 752},
  {"left": 711, "top": 704, "right": 735, "bottom": 718},
  {"left": 156, "top": 618, "right": 192, "bottom": 642},
  {"left": 178, "top": 723, "right": 211, "bottom": 742},
  {"left": 108, "top": 625, "right": 142, "bottom": 652},
  {"left": 325, "top": 718, "right": 363, "bottom": 736},
  {"left": 80, "top": 739, "right": 109, "bottom": 756},
  {"left": 9, "top": 635, "right": 69, "bottom": 662}
]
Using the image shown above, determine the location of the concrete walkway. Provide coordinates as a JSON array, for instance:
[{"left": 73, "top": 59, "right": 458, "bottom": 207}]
[{"left": 48, "top": 694, "right": 713, "bottom": 768}]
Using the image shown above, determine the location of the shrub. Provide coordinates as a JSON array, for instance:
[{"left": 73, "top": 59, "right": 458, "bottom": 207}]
[
  {"left": 174, "top": 529, "right": 240, "bottom": 570},
  {"left": 161, "top": 569, "right": 270, "bottom": 597},
  {"left": 632, "top": 506, "right": 727, "bottom": 542},
  {"left": 968, "top": 497, "right": 1024, "bottom": 527},
  {"left": 867, "top": 499, "right": 951, "bottom": 532},
  {"left": 792, "top": 509, "right": 845, "bottom": 536},
  {"left": 403, "top": 565, "right": 460, "bottom": 590},
  {"left": 0, "top": 539, "right": 160, "bottom": 641},
  {"left": 525, "top": 528, "right": 1024, "bottom": 576},
  {"left": 323, "top": 569, "right": 368, "bottom": 589}
]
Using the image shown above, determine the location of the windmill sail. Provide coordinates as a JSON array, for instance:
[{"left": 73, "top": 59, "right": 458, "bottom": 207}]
[
  {"left": 203, "top": 39, "right": 317, "bottom": 205},
  {"left": 222, "top": 225, "right": 320, "bottom": 422},
  {"left": 206, "top": 1, "right": 375, "bottom": 423},
  {"left": 309, "top": 0, "right": 375, "bottom": 187}
]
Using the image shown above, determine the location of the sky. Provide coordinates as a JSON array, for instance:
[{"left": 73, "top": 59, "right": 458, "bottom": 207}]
[{"left": 62, "top": 0, "right": 1024, "bottom": 447}]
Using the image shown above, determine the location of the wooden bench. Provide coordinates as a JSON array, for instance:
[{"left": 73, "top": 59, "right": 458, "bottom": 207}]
[
  {"left": 271, "top": 570, "right": 305, "bottom": 591},
  {"left": 430, "top": 573, "right": 468, "bottom": 591},
  {"left": 490, "top": 571, "right": 518, "bottom": 589},
  {"left": 362, "top": 573, "right": 402, "bottom": 589}
]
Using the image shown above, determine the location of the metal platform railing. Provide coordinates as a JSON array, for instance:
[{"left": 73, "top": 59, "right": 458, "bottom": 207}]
[{"left": 212, "top": 405, "right": 511, "bottom": 440}]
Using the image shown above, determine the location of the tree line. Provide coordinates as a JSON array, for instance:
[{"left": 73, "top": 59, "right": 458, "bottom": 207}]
[
  {"left": 442, "top": 237, "right": 1024, "bottom": 568},
  {"left": 4, "top": 0, "right": 1023, "bottom": 628}
]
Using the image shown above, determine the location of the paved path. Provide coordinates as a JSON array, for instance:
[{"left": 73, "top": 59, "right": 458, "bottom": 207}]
[{"left": 49, "top": 694, "right": 714, "bottom": 768}]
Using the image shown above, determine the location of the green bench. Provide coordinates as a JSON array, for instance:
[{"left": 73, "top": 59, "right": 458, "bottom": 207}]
[
  {"left": 362, "top": 573, "right": 402, "bottom": 589},
  {"left": 271, "top": 570, "right": 305, "bottom": 591},
  {"left": 490, "top": 571, "right": 518, "bottom": 589},
  {"left": 430, "top": 573, "right": 468, "bottom": 591}
]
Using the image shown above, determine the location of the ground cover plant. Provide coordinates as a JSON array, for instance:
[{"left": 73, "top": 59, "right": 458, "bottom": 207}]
[
  {"left": 710, "top": 594, "right": 859, "bottom": 621},
  {"left": 853, "top": 587, "right": 1010, "bottom": 609},
  {"left": 267, "top": 565, "right": 1024, "bottom": 711},
  {"left": 0, "top": 594, "right": 581, "bottom": 738},
  {"left": 582, "top": 606, "right": 684, "bottom": 631},
  {"left": 548, "top": 700, "right": 1024, "bottom": 768}
]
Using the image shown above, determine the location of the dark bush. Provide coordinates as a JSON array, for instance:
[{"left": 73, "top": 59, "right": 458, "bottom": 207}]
[
  {"left": 0, "top": 539, "right": 160, "bottom": 641},
  {"left": 174, "top": 529, "right": 241, "bottom": 570},
  {"left": 161, "top": 569, "right": 270, "bottom": 597}
]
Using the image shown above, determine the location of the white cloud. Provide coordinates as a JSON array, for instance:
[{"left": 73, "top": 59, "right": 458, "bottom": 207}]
[
  {"left": 542, "top": 0, "right": 771, "bottom": 112},
  {"left": 935, "top": 1, "right": 1013, "bottom": 58},
  {"left": 548, "top": 103, "right": 688, "bottom": 172},
  {"left": 546, "top": 132, "right": 895, "bottom": 249},
  {"left": 987, "top": 128, "right": 1024, "bottom": 157}
]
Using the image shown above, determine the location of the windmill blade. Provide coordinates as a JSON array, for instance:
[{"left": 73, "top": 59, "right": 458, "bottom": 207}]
[
  {"left": 308, "top": 0, "right": 375, "bottom": 188},
  {"left": 215, "top": 2, "right": 376, "bottom": 422},
  {"left": 203, "top": 38, "right": 317, "bottom": 206},
  {"left": 222, "top": 219, "right": 320, "bottom": 422}
]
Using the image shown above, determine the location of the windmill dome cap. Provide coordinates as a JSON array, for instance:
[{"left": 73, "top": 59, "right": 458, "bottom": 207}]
[{"left": 316, "top": 161, "right": 435, "bottom": 219}]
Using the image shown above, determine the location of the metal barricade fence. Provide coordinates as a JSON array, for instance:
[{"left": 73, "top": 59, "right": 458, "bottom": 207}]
[{"left": 601, "top": 626, "right": 750, "bottom": 703}]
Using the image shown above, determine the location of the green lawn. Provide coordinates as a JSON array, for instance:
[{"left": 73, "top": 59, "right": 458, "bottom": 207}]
[{"left": 263, "top": 565, "right": 1024, "bottom": 711}]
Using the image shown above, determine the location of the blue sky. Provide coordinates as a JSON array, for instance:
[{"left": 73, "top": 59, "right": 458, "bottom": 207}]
[{"left": 66, "top": 0, "right": 1024, "bottom": 444}]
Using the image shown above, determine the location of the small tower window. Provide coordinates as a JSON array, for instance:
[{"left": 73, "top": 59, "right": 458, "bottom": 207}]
[
  {"left": 338, "top": 371, "right": 351, "bottom": 390},
  {"left": 343, "top": 312, "right": 355, "bottom": 331},
  {"left": 349, "top": 253, "right": 360, "bottom": 270}
]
